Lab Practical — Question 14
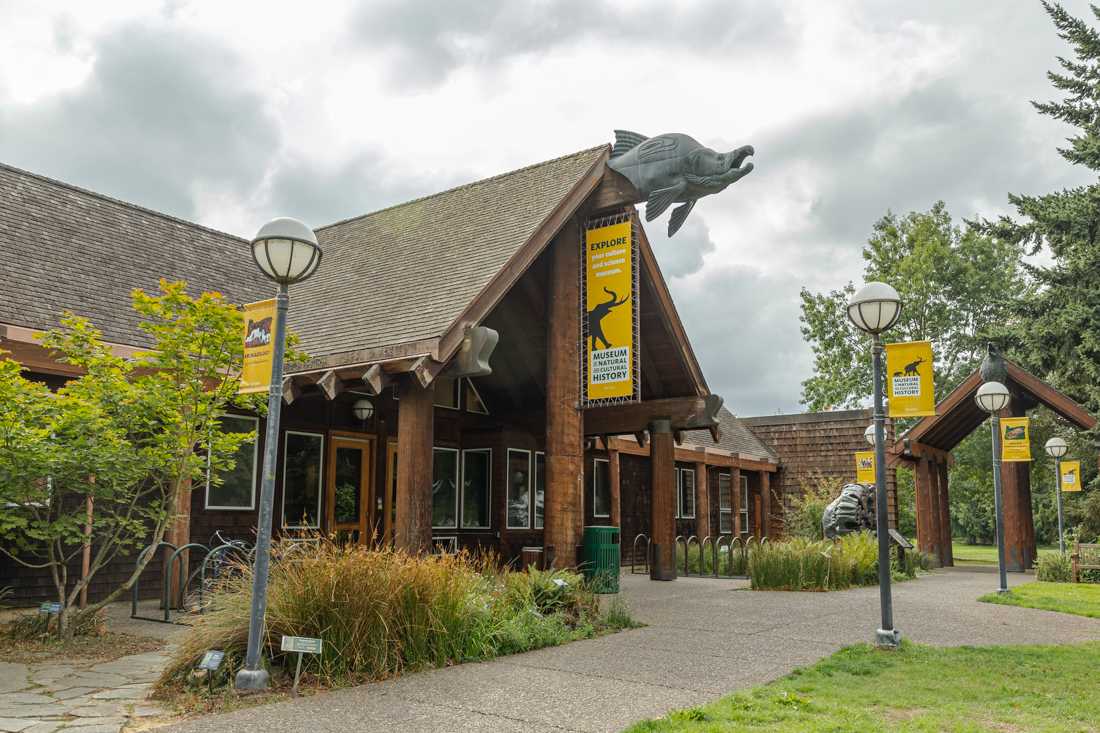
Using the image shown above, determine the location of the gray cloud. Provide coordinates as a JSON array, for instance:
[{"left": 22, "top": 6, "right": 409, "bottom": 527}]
[
  {"left": 668, "top": 263, "right": 808, "bottom": 416},
  {"left": 0, "top": 21, "right": 279, "bottom": 223},
  {"left": 349, "top": 0, "right": 791, "bottom": 88},
  {"left": 647, "top": 215, "right": 716, "bottom": 279}
]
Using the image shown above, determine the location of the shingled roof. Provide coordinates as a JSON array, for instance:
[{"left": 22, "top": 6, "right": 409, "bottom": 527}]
[
  {"left": 0, "top": 163, "right": 268, "bottom": 346},
  {"left": 289, "top": 145, "right": 608, "bottom": 371},
  {"left": 680, "top": 406, "right": 777, "bottom": 462}
]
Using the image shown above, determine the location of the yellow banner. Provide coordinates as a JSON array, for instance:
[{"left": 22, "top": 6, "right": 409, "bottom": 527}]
[
  {"left": 584, "top": 219, "right": 635, "bottom": 403},
  {"left": 855, "top": 451, "right": 876, "bottom": 483},
  {"left": 885, "top": 340, "right": 936, "bottom": 417},
  {"left": 1000, "top": 417, "right": 1032, "bottom": 462},
  {"left": 1061, "top": 460, "right": 1082, "bottom": 492},
  {"left": 239, "top": 299, "right": 277, "bottom": 394}
]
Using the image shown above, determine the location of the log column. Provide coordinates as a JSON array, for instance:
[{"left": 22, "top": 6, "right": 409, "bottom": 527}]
[
  {"left": 544, "top": 221, "right": 584, "bottom": 568},
  {"left": 395, "top": 378, "right": 434, "bottom": 553},
  {"left": 694, "top": 461, "right": 710, "bottom": 539},
  {"left": 915, "top": 458, "right": 936, "bottom": 560},
  {"left": 649, "top": 419, "right": 676, "bottom": 580},
  {"left": 1000, "top": 459, "right": 1036, "bottom": 571},
  {"left": 609, "top": 449, "right": 621, "bottom": 528},
  {"left": 927, "top": 458, "right": 943, "bottom": 565},
  {"left": 937, "top": 460, "right": 953, "bottom": 566},
  {"left": 731, "top": 467, "right": 742, "bottom": 536},
  {"left": 760, "top": 470, "right": 771, "bottom": 539}
]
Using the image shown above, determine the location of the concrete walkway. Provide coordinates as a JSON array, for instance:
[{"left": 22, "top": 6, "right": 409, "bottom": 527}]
[{"left": 163, "top": 567, "right": 1100, "bottom": 733}]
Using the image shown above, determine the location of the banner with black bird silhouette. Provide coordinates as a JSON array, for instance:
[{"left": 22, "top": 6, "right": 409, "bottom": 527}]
[
  {"left": 582, "top": 216, "right": 638, "bottom": 404},
  {"left": 240, "top": 298, "right": 276, "bottom": 394},
  {"left": 885, "top": 340, "right": 936, "bottom": 417}
]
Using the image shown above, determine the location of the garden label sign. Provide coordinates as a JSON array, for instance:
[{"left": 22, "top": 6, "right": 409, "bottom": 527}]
[
  {"left": 1061, "top": 460, "right": 1082, "bottom": 492},
  {"left": 1000, "top": 417, "right": 1032, "bottom": 462},
  {"left": 855, "top": 451, "right": 876, "bottom": 483},
  {"left": 582, "top": 215, "right": 638, "bottom": 406},
  {"left": 885, "top": 341, "right": 936, "bottom": 417},
  {"left": 239, "top": 299, "right": 276, "bottom": 394}
]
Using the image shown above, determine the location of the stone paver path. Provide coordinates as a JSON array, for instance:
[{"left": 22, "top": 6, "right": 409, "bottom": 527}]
[
  {"left": 161, "top": 567, "right": 1100, "bottom": 733},
  {"left": 0, "top": 650, "right": 171, "bottom": 733}
]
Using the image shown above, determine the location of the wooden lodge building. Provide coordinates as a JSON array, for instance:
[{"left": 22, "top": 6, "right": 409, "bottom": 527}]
[{"left": 0, "top": 146, "right": 885, "bottom": 602}]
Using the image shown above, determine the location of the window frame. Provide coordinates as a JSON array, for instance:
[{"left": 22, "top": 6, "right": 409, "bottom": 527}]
[
  {"left": 592, "top": 457, "right": 611, "bottom": 518},
  {"left": 433, "top": 377, "right": 460, "bottom": 410},
  {"left": 205, "top": 414, "right": 260, "bottom": 511},
  {"left": 459, "top": 448, "right": 492, "bottom": 530},
  {"left": 281, "top": 430, "right": 325, "bottom": 529},
  {"left": 464, "top": 378, "right": 489, "bottom": 414},
  {"left": 432, "top": 446, "right": 461, "bottom": 530},
  {"left": 679, "top": 467, "right": 696, "bottom": 520},
  {"left": 505, "top": 448, "right": 533, "bottom": 530},
  {"left": 739, "top": 474, "right": 750, "bottom": 535},
  {"left": 718, "top": 472, "right": 733, "bottom": 534}
]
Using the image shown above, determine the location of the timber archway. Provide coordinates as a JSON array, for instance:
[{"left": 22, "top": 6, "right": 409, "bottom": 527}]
[{"left": 890, "top": 354, "right": 1095, "bottom": 570}]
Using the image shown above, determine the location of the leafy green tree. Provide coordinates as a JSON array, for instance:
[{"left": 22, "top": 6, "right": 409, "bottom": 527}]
[
  {"left": 800, "top": 202, "right": 1028, "bottom": 410},
  {"left": 0, "top": 281, "right": 260, "bottom": 636}
]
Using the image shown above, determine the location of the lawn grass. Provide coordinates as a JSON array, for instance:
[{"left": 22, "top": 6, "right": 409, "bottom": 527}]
[
  {"left": 625, "top": 641, "right": 1100, "bottom": 732},
  {"left": 952, "top": 541, "right": 1057, "bottom": 564},
  {"left": 979, "top": 581, "right": 1100, "bottom": 619}
]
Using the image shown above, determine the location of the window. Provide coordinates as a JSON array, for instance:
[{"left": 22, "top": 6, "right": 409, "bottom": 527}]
[
  {"left": 718, "top": 473, "right": 732, "bottom": 534},
  {"left": 206, "top": 415, "right": 258, "bottom": 510},
  {"left": 464, "top": 379, "right": 489, "bottom": 414},
  {"left": 460, "top": 449, "right": 492, "bottom": 529},
  {"left": 433, "top": 377, "right": 459, "bottom": 409},
  {"left": 282, "top": 431, "right": 324, "bottom": 528},
  {"left": 739, "top": 474, "right": 750, "bottom": 535},
  {"left": 678, "top": 468, "right": 695, "bottom": 519},
  {"left": 534, "top": 452, "right": 545, "bottom": 529},
  {"left": 506, "top": 449, "right": 532, "bottom": 529},
  {"left": 593, "top": 458, "right": 611, "bottom": 518},
  {"left": 432, "top": 448, "right": 459, "bottom": 528}
]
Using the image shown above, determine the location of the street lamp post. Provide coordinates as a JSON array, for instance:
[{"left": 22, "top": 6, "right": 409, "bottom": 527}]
[
  {"left": 1044, "top": 436, "right": 1069, "bottom": 555},
  {"left": 975, "top": 381, "right": 1011, "bottom": 595},
  {"left": 235, "top": 218, "right": 322, "bottom": 692},
  {"left": 846, "top": 281, "right": 902, "bottom": 649}
]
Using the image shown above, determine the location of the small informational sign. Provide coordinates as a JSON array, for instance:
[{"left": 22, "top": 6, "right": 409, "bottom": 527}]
[
  {"left": 239, "top": 298, "right": 277, "bottom": 394},
  {"left": 885, "top": 341, "right": 936, "bottom": 417},
  {"left": 1000, "top": 417, "right": 1032, "bottom": 462},
  {"left": 198, "top": 650, "right": 225, "bottom": 671},
  {"left": 1061, "top": 460, "right": 1082, "bottom": 492},
  {"left": 281, "top": 635, "right": 323, "bottom": 654},
  {"left": 855, "top": 451, "right": 876, "bottom": 484},
  {"left": 582, "top": 216, "right": 638, "bottom": 406},
  {"left": 39, "top": 601, "right": 61, "bottom": 614}
]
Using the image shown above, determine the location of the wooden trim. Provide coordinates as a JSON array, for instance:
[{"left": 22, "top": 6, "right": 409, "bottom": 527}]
[
  {"left": 1005, "top": 361, "right": 1097, "bottom": 430},
  {"left": 435, "top": 147, "right": 611, "bottom": 367},
  {"left": 605, "top": 435, "right": 779, "bottom": 472},
  {"left": 383, "top": 439, "right": 398, "bottom": 546},
  {"left": 287, "top": 339, "right": 439, "bottom": 376},
  {"left": 584, "top": 395, "right": 722, "bottom": 436}
]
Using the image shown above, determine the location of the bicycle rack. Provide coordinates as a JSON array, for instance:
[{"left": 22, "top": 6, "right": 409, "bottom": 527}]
[
  {"left": 631, "top": 534, "right": 650, "bottom": 574},
  {"left": 130, "top": 542, "right": 177, "bottom": 624}
]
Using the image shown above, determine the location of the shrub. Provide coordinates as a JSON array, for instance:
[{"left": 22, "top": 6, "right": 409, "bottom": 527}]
[
  {"left": 749, "top": 533, "right": 921, "bottom": 591},
  {"left": 158, "top": 540, "right": 630, "bottom": 693},
  {"left": 1036, "top": 553, "right": 1072, "bottom": 583},
  {"left": 786, "top": 473, "right": 845, "bottom": 541}
]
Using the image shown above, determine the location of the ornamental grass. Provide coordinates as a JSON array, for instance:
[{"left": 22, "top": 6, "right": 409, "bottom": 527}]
[
  {"left": 157, "top": 539, "right": 630, "bottom": 693},
  {"left": 749, "top": 533, "right": 926, "bottom": 591}
]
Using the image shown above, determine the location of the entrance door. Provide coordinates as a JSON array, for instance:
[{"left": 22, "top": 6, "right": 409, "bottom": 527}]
[{"left": 326, "top": 435, "right": 374, "bottom": 544}]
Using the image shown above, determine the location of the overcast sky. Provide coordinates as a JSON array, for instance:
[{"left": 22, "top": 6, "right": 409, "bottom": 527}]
[{"left": 1, "top": 1, "right": 1093, "bottom": 415}]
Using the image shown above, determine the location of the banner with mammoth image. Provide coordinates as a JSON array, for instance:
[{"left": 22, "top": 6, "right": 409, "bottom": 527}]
[{"left": 582, "top": 214, "right": 639, "bottom": 406}]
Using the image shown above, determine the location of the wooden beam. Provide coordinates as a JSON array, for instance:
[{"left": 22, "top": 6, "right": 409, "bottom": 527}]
[
  {"left": 395, "top": 378, "right": 434, "bottom": 553},
  {"left": 363, "top": 364, "right": 389, "bottom": 395},
  {"left": 584, "top": 395, "right": 722, "bottom": 436},
  {"left": 410, "top": 356, "right": 445, "bottom": 389},
  {"left": 1006, "top": 361, "right": 1097, "bottom": 430},
  {"left": 609, "top": 449, "right": 621, "bottom": 529},
  {"left": 937, "top": 460, "right": 953, "bottom": 567},
  {"left": 588, "top": 167, "right": 641, "bottom": 212},
  {"left": 634, "top": 431, "right": 648, "bottom": 448},
  {"left": 695, "top": 461, "right": 710, "bottom": 539},
  {"left": 650, "top": 420, "right": 676, "bottom": 580},
  {"left": 282, "top": 376, "right": 302, "bottom": 405},
  {"left": 317, "top": 370, "right": 343, "bottom": 401}
]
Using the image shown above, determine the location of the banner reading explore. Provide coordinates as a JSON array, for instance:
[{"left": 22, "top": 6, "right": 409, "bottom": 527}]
[
  {"left": 1000, "top": 416, "right": 1032, "bottom": 462},
  {"left": 239, "top": 299, "right": 276, "bottom": 394},
  {"left": 583, "top": 218, "right": 637, "bottom": 404},
  {"left": 885, "top": 340, "right": 936, "bottom": 417}
]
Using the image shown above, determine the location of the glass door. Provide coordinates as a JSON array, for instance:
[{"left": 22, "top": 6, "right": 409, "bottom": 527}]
[{"left": 326, "top": 435, "right": 373, "bottom": 544}]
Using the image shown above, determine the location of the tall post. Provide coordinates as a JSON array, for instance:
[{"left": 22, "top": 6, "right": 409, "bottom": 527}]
[
  {"left": 236, "top": 283, "right": 289, "bottom": 692},
  {"left": 926, "top": 458, "right": 943, "bottom": 565},
  {"left": 936, "top": 461, "right": 953, "bottom": 566},
  {"left": 1054, "top": 456, "right": 1066, "bottom": 555},
  {"left": 872, "top": 335, "right": 898, "bottom": 648},
  {"left": 694, "top": 461, "right": 710, "bottom": 539},
  {"left": 395, "top": 379, "right": 434, "bottom": 553},
  {"left": 990, "top": 415, "right": 1009, "bottom": 593},
  {"left": 760, "top": 470, "right": 771, "bottom": 539},
  {"left": 544, "top": 221, "right": 584, "bottom": 568},
  {"left": 609, "top": 449, "right": 622, "bottom": 529},
  {"left": 649, "top": 419, "right": 676, "bottom": 580}
]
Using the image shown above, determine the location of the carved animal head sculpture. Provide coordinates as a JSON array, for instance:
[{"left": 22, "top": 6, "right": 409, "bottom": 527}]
[{"left": 607, "top": 130, "right": 754, "bottom": 236}]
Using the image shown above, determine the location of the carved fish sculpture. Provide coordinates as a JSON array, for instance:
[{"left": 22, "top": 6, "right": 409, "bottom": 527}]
[{"left": 607, "top": 130, "right": 754, "bottom": 236}]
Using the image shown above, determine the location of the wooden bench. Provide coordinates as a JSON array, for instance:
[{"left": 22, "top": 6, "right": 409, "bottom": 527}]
[{"left": 1071, "top": 542, "right": 1100, "bottom": 582}]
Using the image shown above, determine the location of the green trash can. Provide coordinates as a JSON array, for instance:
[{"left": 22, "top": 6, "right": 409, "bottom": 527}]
[{"left": 581, "top": 525, "right": 620, "bottom": 593}]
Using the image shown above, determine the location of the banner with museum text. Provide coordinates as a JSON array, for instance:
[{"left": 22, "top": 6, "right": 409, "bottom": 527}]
[
  {"left": 1061, "top": 460, "right": 1082, "bottom": 492},
  {"left": 1000, "top": 416, "right": 1032, "bottom": 462},
  {"left": 582, "top": 213, "right": 639, "bottom": 406},
  {"left": 855, "top": 451, "right": 876, "bottom": 484},
  {"left": 885, "top": 340, "right": 936, "bottom": 417},
  {"left": 239, "top": 299, "right": 277, "bottom": 394}
]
